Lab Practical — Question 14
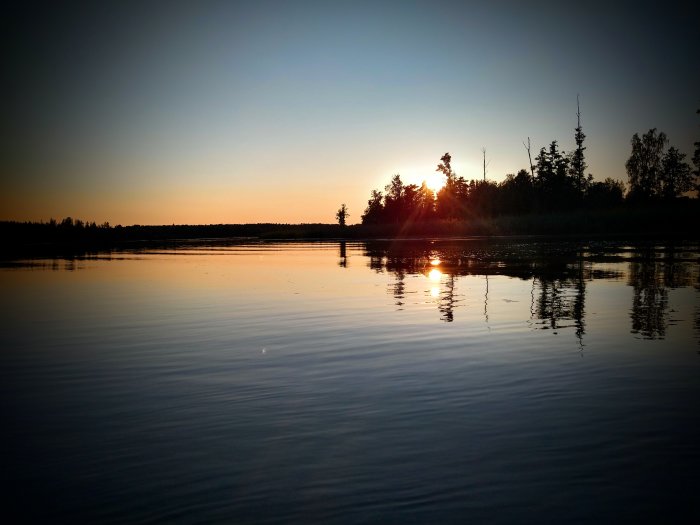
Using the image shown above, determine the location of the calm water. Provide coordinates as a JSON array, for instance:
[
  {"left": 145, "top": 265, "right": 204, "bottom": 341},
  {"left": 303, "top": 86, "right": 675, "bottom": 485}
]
[{"left": 2, "top": 239, "right": 699, "bottom": 524}]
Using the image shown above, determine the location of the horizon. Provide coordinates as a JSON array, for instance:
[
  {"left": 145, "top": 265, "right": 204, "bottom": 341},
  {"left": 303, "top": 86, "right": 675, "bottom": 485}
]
[{"left": 2, "top": 1, "right": 699, "bottom": 226}]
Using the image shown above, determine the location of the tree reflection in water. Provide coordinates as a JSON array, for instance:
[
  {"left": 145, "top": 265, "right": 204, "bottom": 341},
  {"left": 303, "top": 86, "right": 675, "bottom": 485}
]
[
  {"left": 360, "top": 240, "right": 699, "bottom": 345},
  {"left": 531, "top": 256, "right": 589, "bottom": 348},
  {"left": 338, "top": 241, "right": 347, "bottom": 268},
  {"left": 629, "top": 244, "right": 700, "bottom": 339}
]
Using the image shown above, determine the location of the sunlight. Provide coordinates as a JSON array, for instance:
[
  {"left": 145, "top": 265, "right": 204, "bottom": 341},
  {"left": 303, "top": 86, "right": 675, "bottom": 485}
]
[
  {"left": 424, "top": 173, "right": 445, "bottom": 193},
  {"left": 428, "top": 268, "right": 442, "bottom": 281},
  {"left": 428, "top": 264, "right": 442, "bottom": 296}
]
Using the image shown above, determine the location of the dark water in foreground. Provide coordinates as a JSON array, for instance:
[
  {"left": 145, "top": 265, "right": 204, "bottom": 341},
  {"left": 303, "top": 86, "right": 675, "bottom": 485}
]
[{"left": 2, "top": 240, "right": 699, "bottom": 523}]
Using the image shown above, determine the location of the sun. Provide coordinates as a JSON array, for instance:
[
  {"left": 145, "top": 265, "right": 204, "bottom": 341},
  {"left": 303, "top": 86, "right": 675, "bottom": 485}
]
[{"left": 423, "top": 172, "right": 445, "bottom": 193}]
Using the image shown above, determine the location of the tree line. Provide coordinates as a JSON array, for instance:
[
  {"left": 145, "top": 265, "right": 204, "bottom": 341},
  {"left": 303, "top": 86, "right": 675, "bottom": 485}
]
[{"left": 358, "top": 107, "right": 699, "bottom": 226}]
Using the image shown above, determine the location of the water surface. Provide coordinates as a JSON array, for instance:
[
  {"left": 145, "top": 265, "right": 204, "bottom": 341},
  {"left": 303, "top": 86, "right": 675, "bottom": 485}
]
[{"left": 2, "top": 240, "right": 699, "bottom": 523}]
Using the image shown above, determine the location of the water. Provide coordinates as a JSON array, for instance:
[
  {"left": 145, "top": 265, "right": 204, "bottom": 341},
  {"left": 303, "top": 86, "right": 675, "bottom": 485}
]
[{"left": 2, "top": 239, "right": 699, "bottom": 523}]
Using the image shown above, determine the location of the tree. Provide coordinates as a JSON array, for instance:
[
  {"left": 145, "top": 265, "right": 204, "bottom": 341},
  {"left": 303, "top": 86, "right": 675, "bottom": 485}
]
[
  {"left": 586, "top": 178, "right": 625, "bottom": 208},
  {"left": 384, "top": 174, "right": 405, "bottom": 223},
  {"left": 435, "top": 152, "right": 464, "bottom": 219},
  {"left": 499, "top": 169, "right": 534, "bottom": 214},
  {"left": 523, "top": 137, "right": 535, "bottom": 178},
  {"left": 570, "top": 95, "right": 587, "bottom": 194},
  {"left": 361, "top": 172, "right": 437, "bottom": 226},
  {"left": 660, "top": 147, "right": 693, "bottom": 199},
  {"left": 401, "top": 183, "right": 421, "bottom": 222},
  {"left": 336, "top": 204, "right": 349, "bottom": 226},
  {"left": 436, "top": 152, "right": 455, "bottom": 183},
  {"left": 481, "top": 147, "right": 489, "bottom": 181},
  {"left": 416, "top": 181, "right": 435, "bottom": 219},
  {"left": 535, "top": 141, "right": 569, "bottom": 184},
  {"left": 693, "top": 109, "right": 700, "bottom": 190},
  {"left": 625, "top": 128, "right": 667, "bottom": 200},
  {"left": 534, "top": 140, "right": 574, "bottom": 211},
  {"left": 467, "top": 179, "right": 498, "bottom": 217},
  {"left": 361, "top": 190, "right": 384, "bottom": 224}
]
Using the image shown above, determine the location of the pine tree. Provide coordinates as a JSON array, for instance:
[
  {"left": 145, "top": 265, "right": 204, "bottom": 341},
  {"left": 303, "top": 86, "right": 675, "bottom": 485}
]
[
  {"left": 570, "top": 95, "right": 587, "bottom": 194},
  {"left": 693, "top": 109, "right": 700, "bottom": 190}
]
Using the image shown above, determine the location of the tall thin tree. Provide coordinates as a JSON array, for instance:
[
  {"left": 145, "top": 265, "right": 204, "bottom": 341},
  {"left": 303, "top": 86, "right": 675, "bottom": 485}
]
[
  {"left": 523, "top": 137, "right": 535, "bottom": 178},
  {"left": 570, "top": 95, "right": 587, "bottom": 194},
  {"left": 482, "top": 147, "right": 489, "bottom": 181},
  {"left": 693, "top": 109, "right": 700, "bottom": 188}
]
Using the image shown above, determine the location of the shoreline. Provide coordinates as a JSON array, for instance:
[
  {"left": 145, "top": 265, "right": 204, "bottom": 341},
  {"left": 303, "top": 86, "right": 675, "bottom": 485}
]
[{"left": 2, "top": 203, "right": 699, "bottom": 257}]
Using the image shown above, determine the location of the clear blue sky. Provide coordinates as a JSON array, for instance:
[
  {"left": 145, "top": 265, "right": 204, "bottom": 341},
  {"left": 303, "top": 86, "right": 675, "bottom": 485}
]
[{"left": 2, "top": 1, "right": 698, "bottom": 224}]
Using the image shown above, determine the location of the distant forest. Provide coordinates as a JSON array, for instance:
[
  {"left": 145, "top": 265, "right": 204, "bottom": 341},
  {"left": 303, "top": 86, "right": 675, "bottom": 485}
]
[{"left": 357, "top": 106, "right": 700, "bottom": 226}]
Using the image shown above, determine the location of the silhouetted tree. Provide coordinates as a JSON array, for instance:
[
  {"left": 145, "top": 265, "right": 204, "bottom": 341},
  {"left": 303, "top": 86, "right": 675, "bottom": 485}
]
[
  {"left": 523, "top": 137, "right": 535, "bottom": 178},
  {"left": 416, "top": 181, "right": 436, "bottom": 219},
  {"left": 401, "top": 183, "right": 421, "bottom": 222},
  {"left": 660, "top": 147, "right": 693, "bottom": 199},
  {"left": 436, "top": 152, "right": 454, "bottom": 182},
  {"left": 570, "top": 95, "right": 587, "bottom": 195},
  {"left": 362, "top": 190, "right": 384, "bottom": 224},
  {"left": 361, "top": 169, "right": 438, "bottom": 226},
  {"left": 336, "top": 203, "right": 349, "bottom": 226},
  {"left": 586, "top": 178, "right": 625, "bottom": 208},
  {"left": 625, "top": 128, "right": 667, "bottom": 200},
  {"left": 535, "top": 141, "right": 574, "bottom": 211},
  {"left": 536, "top": 141, "right": 569, "bottom": 183},
  {"left": 467, "top": 179, "right": 499, "bottom": 217},
  {"left": 384, "top": 174, "right": 406, "bottom": 223},
  {"left": 499, "top": 169, "right": 535, "bottom": 214},
  {"left": 435, "top": 153, "right": 464, "bottom": 219},
  {"left": 693, "top": 109, "right": 700, "bottom": 190}
]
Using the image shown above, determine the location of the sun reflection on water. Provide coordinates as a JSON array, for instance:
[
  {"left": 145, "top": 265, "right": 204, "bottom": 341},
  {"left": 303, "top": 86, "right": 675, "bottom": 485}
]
[{"left": 427, "top": 264, "right": 443, "bottom": 297}]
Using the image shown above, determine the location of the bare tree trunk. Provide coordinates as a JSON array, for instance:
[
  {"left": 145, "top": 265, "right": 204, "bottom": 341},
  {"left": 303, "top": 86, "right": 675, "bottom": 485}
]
[{"left": 523, "top": 137, "right": 534, "bottom": 178}]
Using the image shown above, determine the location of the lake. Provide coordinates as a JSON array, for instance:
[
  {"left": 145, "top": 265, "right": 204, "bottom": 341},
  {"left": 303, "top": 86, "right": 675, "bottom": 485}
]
[{"left": 2, "top": 239, "right": 699, "bottom": 523}]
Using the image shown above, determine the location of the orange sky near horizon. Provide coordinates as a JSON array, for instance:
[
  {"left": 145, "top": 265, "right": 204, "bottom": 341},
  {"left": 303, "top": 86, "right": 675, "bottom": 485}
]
[{"left": 2, "top": 2, "right": 698, "bottom": 226}]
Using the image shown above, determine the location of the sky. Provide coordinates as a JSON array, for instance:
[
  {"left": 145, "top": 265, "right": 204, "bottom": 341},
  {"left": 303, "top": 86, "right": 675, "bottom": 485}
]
[{"left": 2, "top": 1, "right": 699, "bottom": 225}]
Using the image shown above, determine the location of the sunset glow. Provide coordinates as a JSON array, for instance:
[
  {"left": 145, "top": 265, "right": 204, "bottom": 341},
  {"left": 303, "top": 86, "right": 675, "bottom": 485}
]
[
  {"left": 2, "top": 3, "right": 697, "bottom": 225},
  {"left": 424, "top": 174, "right": 445, "bottom": 193}
]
